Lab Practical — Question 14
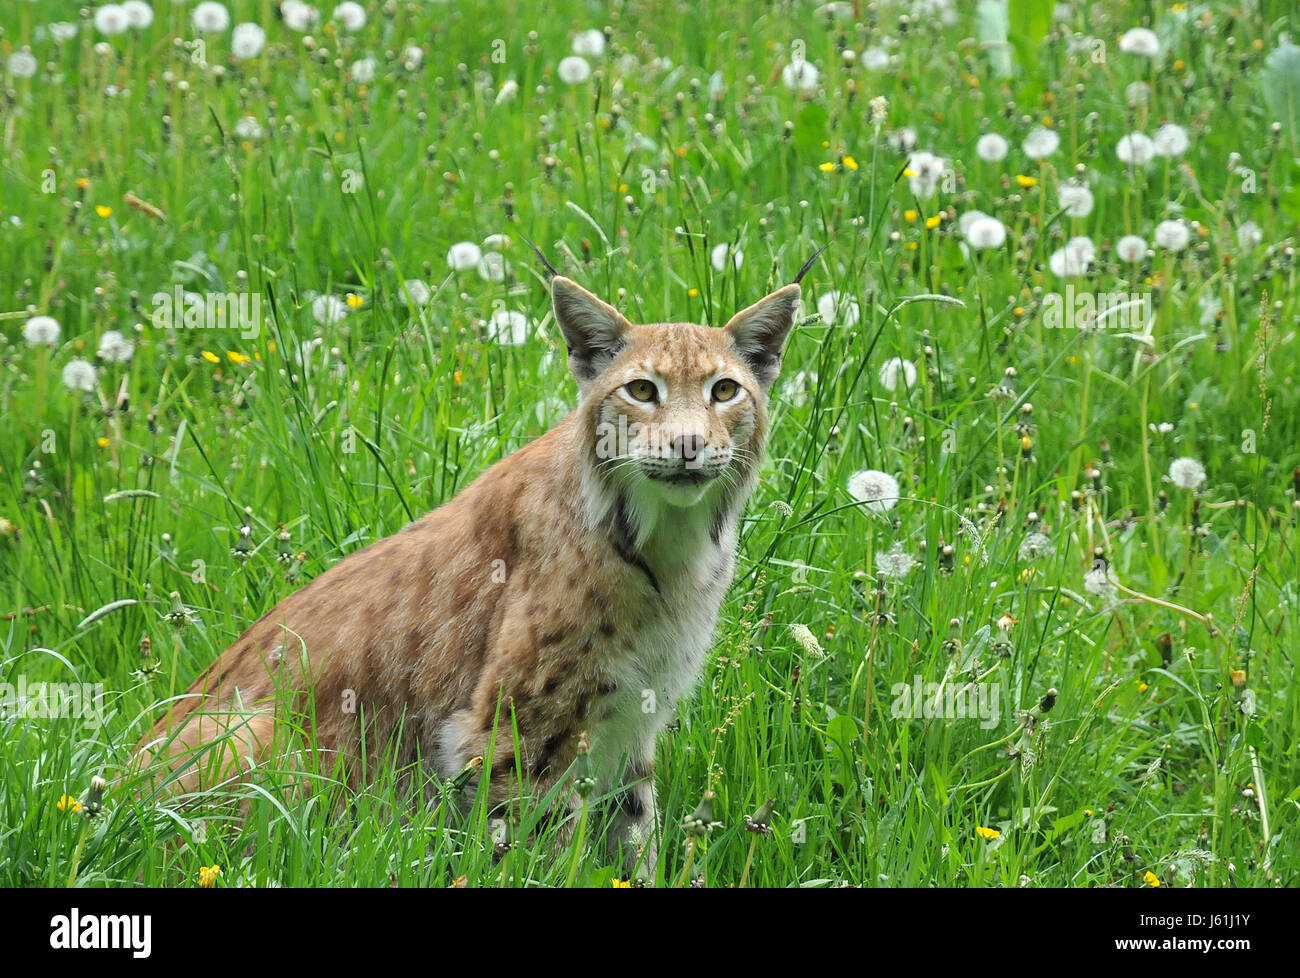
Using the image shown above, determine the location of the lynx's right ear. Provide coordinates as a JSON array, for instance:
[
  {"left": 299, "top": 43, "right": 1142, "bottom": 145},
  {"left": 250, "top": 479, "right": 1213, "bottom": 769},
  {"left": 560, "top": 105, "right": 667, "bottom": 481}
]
[{"left": 551, "top": 277, "right": 632, "bottom": 387}]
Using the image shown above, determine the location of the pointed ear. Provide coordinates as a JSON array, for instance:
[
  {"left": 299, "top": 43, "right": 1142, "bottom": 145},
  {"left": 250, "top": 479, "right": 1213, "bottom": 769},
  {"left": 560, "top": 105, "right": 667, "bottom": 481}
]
[
  {"left": 723, "top": 284, "right": 801, "bottom": 392},
  {"left": 551, "top": 277, "right": 632, "bottom": 387}
]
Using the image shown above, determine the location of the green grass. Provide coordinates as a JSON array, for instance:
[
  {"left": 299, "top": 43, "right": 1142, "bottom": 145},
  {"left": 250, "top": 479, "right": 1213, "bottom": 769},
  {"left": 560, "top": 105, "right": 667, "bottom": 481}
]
[{"left": 1, "top": 0, "right": 1297, "bottom": 888}]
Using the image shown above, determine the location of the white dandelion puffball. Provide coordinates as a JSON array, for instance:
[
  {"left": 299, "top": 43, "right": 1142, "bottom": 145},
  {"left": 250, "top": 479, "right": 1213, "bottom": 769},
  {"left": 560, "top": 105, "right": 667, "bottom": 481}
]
[
  {"left": 1083, "top": 564, "right": 1115, "bottom": 599},
  {"left": 482, "top": 233, "right": 510, "bottom": 250},
  {"left": 281, "top": 0, "right": 318, "bottom": 32},
  {"left": 1152, "top": 123, "right": 1189, "bottom": 157},
  {"left": 1022, "top": 126, "right": 1060, "bottom": 159},
  {"left": 191, "top": 2, "right": 231, "bottom": 33},
  {"left": 97, "top": 330, "right": 135, "bottom": 363},
  {"left": 1116, "top": 235, "right": 1147, "bottom": 263},
  {"left": 404, "top": 45, "right": 424, "bottom": 69},
  {"left": 1116, "top": 132, "right": 1155, "bottom": 167},
  {"left": 782, "top": 59, "right": 820, "bottom": 92},
  {"left": 402, "top": 280, "right": 431, "bottom": 305},
  {"left": 1118, "top": 27, "right": 1160, "bottom": 57},
  {"left": 847, "top": 469, "right": 901, "bottom": 514},
  {"left": 1049, "top": 236, "right": 1096, "bottom": 277},
  {"left": 958, "top": 210, "right": 990, "bottom": 237},
  {"left": 888, "top": 127, "right": 918, "bottom": 153},
  {"left": 784, "top": 370, "right": 818, "bottom": 409},
  {"left": 1168, "top": 457, "right": 1206, "bottom": 490},
  {"left": 476, "top": 251, "right": 507, "bottom": 282},
  {"left": 121, "top": 0, "right": 153, "bottom": 28},
  {"left": 976, "top": 133, "right": 1009, "bottom": 162},
  {"left": 1018, "top": 531, "right": 1055, "bottom": 562},
  {"left": 62, "top": 359, "right": 98, "bottom": 392},
  {"left": 8, "top": 50, "right": 38, "bottom": 79},
  {"left": 231, "top": 23, "right": 266, "bottom": 60},
  {"left": 1236, "top": 221, "right": 1262, "bottom": 250},
  {"left": 234, "top": 115, "right": 263, "bottom": 140},
  {"left": 496, "top": 79, "right": 519, "bottom": 104},
  {"left": 1058, "top": 182, "right": 1094, "bottom": 218},
  {"left": 93, "top": 4, "right": 131, "bottom": 36},
  {"left": 332, "top": 1, "right": 366, "bottom": 30},
  {"left": 710, "top": 243, "right": 743, "bottom": 272},
  {"left": 447, "top": 241, "right": 482, "bottom": 271},
  {"left": 350, "top": 57, "right": 377, "bottom": 83},
  {"left": 878, "top": 357, "right": 917, "bottom": 392},
  {"left": 907, "top": 150, "right": 946, "bottom": 199},
  {"left": 860, "top": 46, "right": 890, "bottom": 71},
  {"left": 23, "top": 315, "right": 61, "bottom": 346},
  {"left": 965, "top": 215, "right": 1006, "bottom": 249},
  {"left": 311, "top": 294, "right": 349, "bottom": 324},
  {"left": 1154, "top": 219, "right": 1190, "bottom": 251},
  {"left": 875, "top": 544, "right": 917, "bottom": 580},
  {"left": 817, "top": 290, "right": 860, "bottom": 327},
  {"left": 488, "top": 309, "right": 530, "bottom": 346},
  {"left": 557, "top": 55, "right": 592, "bottom": 84},
  {"left": 50, "top": 22, "right": 79, "bottom": 43},
  {"left": 572, "top": 28, "right": 606, "bottom": 57},
  {"left": 1125, "top": 81, "right": 1150, "bottom": 106}
]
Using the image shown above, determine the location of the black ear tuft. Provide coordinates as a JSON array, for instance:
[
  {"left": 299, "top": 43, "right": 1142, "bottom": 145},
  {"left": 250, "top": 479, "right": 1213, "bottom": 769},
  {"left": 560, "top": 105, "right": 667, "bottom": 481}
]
[
  {"left": 723, "top": 284, "right": 801, "bottom": 392},
  {"left": 551, "top": 277, "right": 632, "bottom": 387}
]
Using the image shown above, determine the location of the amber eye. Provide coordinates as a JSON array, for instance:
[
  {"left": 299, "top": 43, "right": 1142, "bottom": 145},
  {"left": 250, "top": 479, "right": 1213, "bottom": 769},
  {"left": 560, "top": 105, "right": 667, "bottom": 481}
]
[
  {"left": 626, "top": 379, "right": 658, "bottom": 403},
  {"left": 711, "top": 378, "right": 740, "bottom": 402}
]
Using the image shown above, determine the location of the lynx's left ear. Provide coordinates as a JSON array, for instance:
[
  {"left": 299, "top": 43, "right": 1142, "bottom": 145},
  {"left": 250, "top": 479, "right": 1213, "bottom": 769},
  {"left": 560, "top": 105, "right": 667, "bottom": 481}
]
[{"left": 723, "top": 284, "right": 801, "bottom": 392}]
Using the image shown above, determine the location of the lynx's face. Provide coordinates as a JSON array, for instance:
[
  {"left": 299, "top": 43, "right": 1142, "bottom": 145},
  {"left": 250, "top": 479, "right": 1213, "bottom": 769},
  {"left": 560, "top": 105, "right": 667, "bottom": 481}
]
[
  {"left": 552, "top": 276, "right": 801, "bottom": 529},
  {"left": 589, "top": 323, "right": 765, "bottom": 506}
]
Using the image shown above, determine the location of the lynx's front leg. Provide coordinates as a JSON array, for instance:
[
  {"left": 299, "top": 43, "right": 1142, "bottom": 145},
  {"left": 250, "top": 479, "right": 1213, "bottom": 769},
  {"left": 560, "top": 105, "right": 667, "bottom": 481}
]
[{"left": 598, "top": 757, "right": 659, "bottom": 878}]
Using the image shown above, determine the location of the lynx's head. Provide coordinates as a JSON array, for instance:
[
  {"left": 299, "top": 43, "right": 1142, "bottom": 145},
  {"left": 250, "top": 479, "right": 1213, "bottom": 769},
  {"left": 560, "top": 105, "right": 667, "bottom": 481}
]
[{"left": 552, "top": 276, "right": 800, "bottom": 551}]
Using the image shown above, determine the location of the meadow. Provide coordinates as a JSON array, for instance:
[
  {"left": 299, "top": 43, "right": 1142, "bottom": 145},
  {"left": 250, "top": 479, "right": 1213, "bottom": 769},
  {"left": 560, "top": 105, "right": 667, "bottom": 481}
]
[{"left": 1, "top": 0, "right": 1297, "bottom": 888}]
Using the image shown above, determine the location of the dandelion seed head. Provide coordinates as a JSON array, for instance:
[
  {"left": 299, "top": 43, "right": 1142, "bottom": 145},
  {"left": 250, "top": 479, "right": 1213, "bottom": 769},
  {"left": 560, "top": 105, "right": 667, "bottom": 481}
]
[
  {"left": 557, "top": 55, "right": 592, "bottom": 84},
  {"left": 62, "top": 359, "right": 98, "bottom": 392},
  {"left": 191, "top": 1, "right": 231, "bottom": 34},
  {"left": 1118, "top": 27, "right": 1160, "bottom": 57},
  {"left": 976, "top": 132, "right": 1009, "bottom": 162},
  {"left": 878, "top": 356, "right": 917, "bottom": 392},
  {"left": 1022, "top": 127, "right": 1060, "bottom": 159},
  {"left": 1167, "top": 456, "right": 1206, "bottom": 490},
  {"left": 847, "top": 469, "right": 901, "bottom": 514},
  {"left": 23, "top": 315, "right": 61, "bottom": 346},
  {"left": 1153, "top": 219, "right": 1191, "bottom": 251}
]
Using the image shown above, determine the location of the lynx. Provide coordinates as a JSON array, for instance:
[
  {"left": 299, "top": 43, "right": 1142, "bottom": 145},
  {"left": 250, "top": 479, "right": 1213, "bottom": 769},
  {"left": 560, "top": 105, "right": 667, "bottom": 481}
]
[{"left": 137, "top": 274, "right": 802, "bottom": 871}]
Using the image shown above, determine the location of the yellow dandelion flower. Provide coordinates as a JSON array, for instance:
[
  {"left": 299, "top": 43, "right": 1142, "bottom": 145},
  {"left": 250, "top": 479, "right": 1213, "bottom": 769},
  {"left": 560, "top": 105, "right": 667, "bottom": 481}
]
[
  {"left": 198, "top": 864, "right": 222, "bottom": 888},
  {"left": 76, "top": 177, "right": 90, "bottom": 190},
  {"left": 1143, "top": 871, "right": 1161, "bottom": 887},
  {"left": 688, "top": 287, "right": 699, "bottom": 297},
  {"left": 201, "top": 350, "right": 220, "bottom": 363},
  {"left": 903, "top": 209, "right": 918, "bottom": 223},
  {"left": 821, "top": 139, "right": 830, "bottom": 148},
  {"left": 925, "top": 215, "right": 942, "bottom": 229},
  {"left": 96, "top": 437, "right": 109, "bottom": 449},
  {"left": 904, "top": 241, "right": 918, "bottom": 251},
  {"left": 1015, "top": 174, "right": 1038, "bottom": 189},
  {"left": 345, "top": 293, "right": 364, "bottom": 308},
  {"left": 841, "top": 155, "right": 859, "bottom": 170},
  {"left": 227, "top": 351, "right": 251, "bottom": 364},
  {"left": 1137, "top": 681, "right": 1149, "bottom": 693},
  {"left": 903, "top": 167, "right": 916, "bottom": 178},
  {"left": 95, "top": 205, "right": 113, "bottom": 218},
  {"left": 818, "top": 161, "right": 837, "bottom": 173},
  {"left": 57, "top": 794, "right": 82, "bottom": 814},
  {"left": 976, "top": 826, "right": 1000, "bottom": 841},
  {"left": 453, "top": 370, "right": 463, "bottom": 384},
  {"left": 1173, "top": 59, "right": 1186, "bottom": 72},
  {"left": 610, "top": 878, "right": 632, "bottom": 888},
  {"left": 1229, "top": 668, "right": 1247, "bottom": 686}
]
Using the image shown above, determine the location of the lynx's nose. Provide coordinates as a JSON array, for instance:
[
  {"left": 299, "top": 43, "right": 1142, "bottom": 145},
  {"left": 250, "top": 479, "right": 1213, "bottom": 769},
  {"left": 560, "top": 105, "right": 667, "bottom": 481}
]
[{"left": 671, "top": 433, "right": 706, "bottom": 462}]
